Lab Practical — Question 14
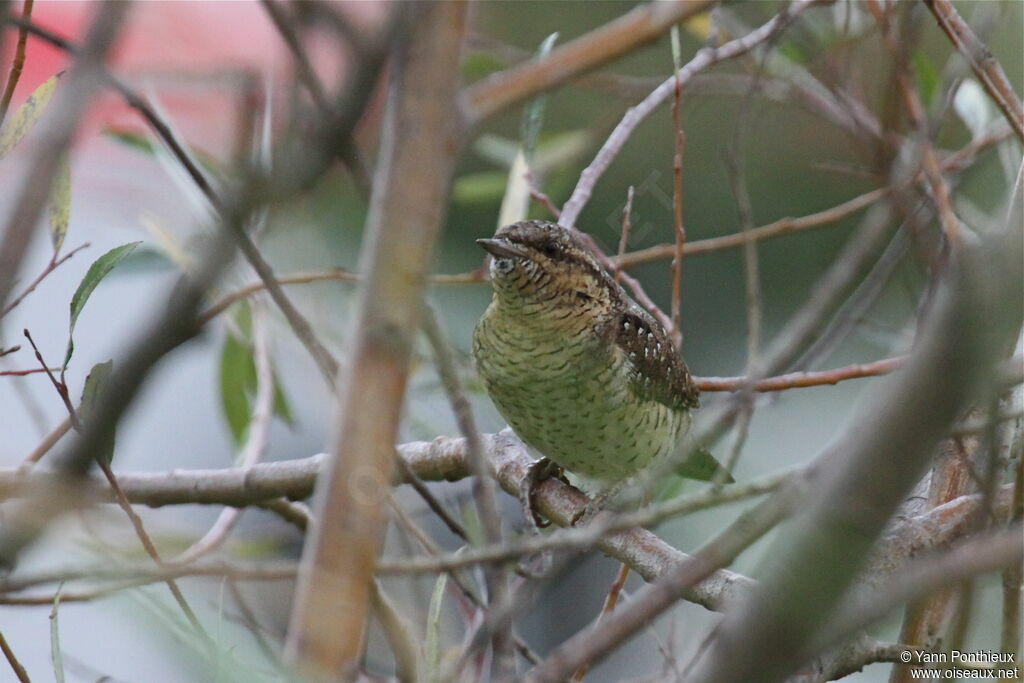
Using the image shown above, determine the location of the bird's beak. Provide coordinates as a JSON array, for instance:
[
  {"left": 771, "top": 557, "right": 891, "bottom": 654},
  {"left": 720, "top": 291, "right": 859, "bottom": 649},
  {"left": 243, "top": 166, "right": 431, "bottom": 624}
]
[{"left": 476, "top": 238, "right": 530, "bottom": 259}]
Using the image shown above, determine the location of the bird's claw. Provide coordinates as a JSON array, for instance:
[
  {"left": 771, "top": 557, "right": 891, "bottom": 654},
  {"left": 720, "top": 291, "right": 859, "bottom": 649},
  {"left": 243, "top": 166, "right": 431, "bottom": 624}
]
[{"left": 519, "top": 457, "right": 568, "bottom": 531}]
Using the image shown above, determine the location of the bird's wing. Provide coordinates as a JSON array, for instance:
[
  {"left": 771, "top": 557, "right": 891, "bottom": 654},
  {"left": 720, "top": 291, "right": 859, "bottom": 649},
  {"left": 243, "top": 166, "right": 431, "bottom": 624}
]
[{"left": 612, "top": 305, "right": 700, "bottom": 411}]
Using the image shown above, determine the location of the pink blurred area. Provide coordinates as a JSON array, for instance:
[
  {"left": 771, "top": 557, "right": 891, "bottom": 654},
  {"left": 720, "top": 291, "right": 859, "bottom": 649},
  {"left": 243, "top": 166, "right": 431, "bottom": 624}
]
[{"left": 4, "top": 0, "right": 384, "bottom": 158}]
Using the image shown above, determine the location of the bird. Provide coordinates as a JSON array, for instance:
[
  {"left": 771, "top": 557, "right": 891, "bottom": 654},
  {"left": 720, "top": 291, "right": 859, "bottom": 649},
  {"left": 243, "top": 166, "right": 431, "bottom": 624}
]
[{"left": 473, "top": 220, "right": 727, "bottom": 514}]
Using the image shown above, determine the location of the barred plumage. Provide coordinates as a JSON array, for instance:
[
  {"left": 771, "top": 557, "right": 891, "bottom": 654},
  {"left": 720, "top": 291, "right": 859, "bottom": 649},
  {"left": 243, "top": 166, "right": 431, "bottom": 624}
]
[{"left": 473, "top": 220, "right": 700, "bottom": 486}]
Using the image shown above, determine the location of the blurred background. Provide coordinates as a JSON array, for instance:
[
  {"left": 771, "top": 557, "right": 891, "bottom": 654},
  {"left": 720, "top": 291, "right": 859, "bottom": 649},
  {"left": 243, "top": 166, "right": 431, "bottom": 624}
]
[{"left": 0, "top": 1, "right": 1021, "bottom": 681}]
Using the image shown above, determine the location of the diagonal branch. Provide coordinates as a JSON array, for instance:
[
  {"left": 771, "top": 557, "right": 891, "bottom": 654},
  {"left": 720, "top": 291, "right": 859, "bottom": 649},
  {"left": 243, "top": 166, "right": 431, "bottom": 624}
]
[
  {"left": 923, "top": 0, "right": 1024, "bottom": 143},
  {"left": 464, "top": 0, "right": 718, "bottom": 125}
]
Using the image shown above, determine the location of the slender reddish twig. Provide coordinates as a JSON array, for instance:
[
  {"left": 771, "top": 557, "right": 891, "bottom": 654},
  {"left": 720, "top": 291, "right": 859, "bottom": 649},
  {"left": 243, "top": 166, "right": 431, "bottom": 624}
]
[
  {"left": 22, "top": 331, "right": 211, "bottom": 642},
  {"left": 530, "top": 186, "right": 562, "bottom": 219},
  {"left": 1, "top": 242, "right": 91, "bottom": 318},
  {"left": 0, "top": 0, "right": 34, "bottom": 124},
  {"left": 570, "top": 562, "right": 632, "bottom": 682},
  {"left": 696, "top": 356, "right": 904, "bottom": 393},
  {"left": 0, "top": 367, "right": 58, "bottom": 376}
]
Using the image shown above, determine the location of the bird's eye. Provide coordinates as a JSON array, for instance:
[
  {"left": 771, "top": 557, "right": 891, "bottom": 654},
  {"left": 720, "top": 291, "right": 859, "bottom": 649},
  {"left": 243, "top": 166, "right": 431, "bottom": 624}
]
[{"left": 542, "top": 243, "right": 560, "bottom": 257}]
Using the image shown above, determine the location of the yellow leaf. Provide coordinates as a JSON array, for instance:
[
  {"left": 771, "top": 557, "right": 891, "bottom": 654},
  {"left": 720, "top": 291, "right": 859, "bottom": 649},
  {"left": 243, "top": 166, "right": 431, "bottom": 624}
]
[
  {"left": 684, "top": 12, "right": 713, "bottom": 42},
  {"left": 48, "top": 153, "right": 71, "bottom": 254},
  {"left": 0, "top": 73, "right": 61, "bottom": 159}
]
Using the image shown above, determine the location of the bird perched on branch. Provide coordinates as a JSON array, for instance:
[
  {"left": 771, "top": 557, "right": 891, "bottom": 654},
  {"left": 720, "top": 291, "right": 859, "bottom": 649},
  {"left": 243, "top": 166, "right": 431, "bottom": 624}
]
[{"left": 473, "top": 220, "right": 728, "bottom": 518}]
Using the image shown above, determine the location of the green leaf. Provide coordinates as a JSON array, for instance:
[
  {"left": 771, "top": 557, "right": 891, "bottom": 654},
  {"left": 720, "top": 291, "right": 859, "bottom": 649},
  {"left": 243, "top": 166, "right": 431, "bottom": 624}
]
[
  {"left": 673, "top": 446, "right": 734, "bottom": 483},
  {"left": 272, "top": 378, "right": 293, "bottom": 427},
  {"left": 425, "top": 573, "right": 448, "bottom": 683},
  {"left": 103, "top": 126, "right": 156, "bottom": 155},
  {"left": 64, "top": 242, "right": 141, "bottom": 368},
  {"left": 218, "top": 313, "right": 294, "bottom": 446},
  {"left": 0, "top": 72, "right": 61, "bottom": 158},
  {"left": 453, "top": 171, "right": 509, "bottom": 204},
  {"left": 220, "top": 330, "right": 255, "bottom": 445},
  {"left": 48, "top": 153, "right": 71, "bottom": 254},
  {"left": 113, "top": 246, "right": 175, "bottom": 274},
  {"left": 79, "top": 360, "right": 116, "bottom": 464},
  {"left": 912, "top": 50, "right": 939, "bottom": 107},
  {"left": 461, "top": 53, "right": 505, "bottom": 82},
  {"left": 103, "top": 125, "right": 223, "bottom": 178}
]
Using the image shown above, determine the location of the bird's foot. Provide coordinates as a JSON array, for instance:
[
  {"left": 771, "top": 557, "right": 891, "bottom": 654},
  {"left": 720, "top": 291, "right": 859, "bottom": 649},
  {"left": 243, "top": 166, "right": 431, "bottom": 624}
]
[{"left": 519, "top": 457, "right": 568, "bottom": 531}]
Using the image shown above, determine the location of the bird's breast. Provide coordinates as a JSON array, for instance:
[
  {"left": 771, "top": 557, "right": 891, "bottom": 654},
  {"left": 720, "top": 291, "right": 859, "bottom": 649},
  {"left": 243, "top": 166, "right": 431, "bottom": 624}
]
[{"left": 473, "top": 305, "right": 684, "bottom": 483}]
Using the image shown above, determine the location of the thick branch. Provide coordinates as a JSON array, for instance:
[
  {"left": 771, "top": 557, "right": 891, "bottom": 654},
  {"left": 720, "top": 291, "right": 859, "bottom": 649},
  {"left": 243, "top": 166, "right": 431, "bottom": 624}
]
[{"left": 284, "top": 3, "right": 467, "bottom": 676}]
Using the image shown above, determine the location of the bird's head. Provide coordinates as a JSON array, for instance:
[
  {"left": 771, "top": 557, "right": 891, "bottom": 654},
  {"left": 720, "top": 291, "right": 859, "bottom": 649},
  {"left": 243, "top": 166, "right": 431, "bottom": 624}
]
[{"left": 476, "top": 220, "right": 615, "bottom": 317}]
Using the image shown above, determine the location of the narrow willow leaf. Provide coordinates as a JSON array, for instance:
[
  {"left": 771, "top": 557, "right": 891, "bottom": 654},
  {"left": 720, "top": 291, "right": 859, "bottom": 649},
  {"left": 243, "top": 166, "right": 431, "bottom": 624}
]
[
  {"left": 520, "top": 32, "right": 559, "bottom": 164},
  {"left": 79, "top": 360, "right": 116, "bottom": 464},
  {"left": 674, "top": 446, "right": 734, "bottom": 483},
  {"left": 912, "top": 50, "right": 939, "bottom": 107},
  {"left": 219, "top": 310, "right": 294, "bottom": 446},
  {"left": 64, "top": 242, "right": 141, "bottom": 368},
  {"left": 220, "top": 331, "right": 254, "bottom": 446},
  {"left": 48, "top": 153, "right": 71, "bottom": 254},
  {"left": 453, "top": 171, "right": 510, "bottom": 204},
  {"left": 425, "top": 573, "right": 449, "bottom": 683},
  {"left": 50, "top": 581, "right": 66, "bottom": 683},
  {"left": 103, "top": 126, "right": 156, "bottom": 154},
  {"left": 0, "top": 72, "right": 61, "bottom": 158},
  {"left": 670, "top": 25, "right": 683, "bottom": 75}
]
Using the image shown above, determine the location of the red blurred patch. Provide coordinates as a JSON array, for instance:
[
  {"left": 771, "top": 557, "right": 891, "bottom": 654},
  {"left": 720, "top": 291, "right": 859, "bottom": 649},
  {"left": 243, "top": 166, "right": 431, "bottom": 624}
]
[{"left": 3, "top": 1, "right": 385, "bottom": 158}]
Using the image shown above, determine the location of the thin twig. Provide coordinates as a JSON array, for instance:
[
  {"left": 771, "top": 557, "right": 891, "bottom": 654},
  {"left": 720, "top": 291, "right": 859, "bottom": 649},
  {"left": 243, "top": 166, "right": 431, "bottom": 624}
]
[
  {"left": 721, "top": 96, "right": 763, "bottom": 483},
  {"left": 922, "top": 0, "right": 1024, "bottom": 143},
  {"left": 1, "top": 242, "right": 90, "bottom": 318},
  {"left": 527, "top": 188, "right": 559, "bottom": 221},
  {"left": 0, "top": 630, "right": 31, "bottom": 683},
  {"left": 0, "top": 367, "right": 58, "bottom": 376},
  {"left": 614, "top": 186, "right": 635, "bottom": 283},
  {"left": 421, "top": 304, "right": 511, "bottom": 674},
  {"left": 19, "top": 414, "right": 72, "bottom": 468},
  {"left": 0, "top": 0, "right": 34, "bottom": 124},
  {"left": 696, "top": 356, "right": 904, "bottom": 392},
  {"left": 570, "top": 562, "right": 632, "bottom": 682}
]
